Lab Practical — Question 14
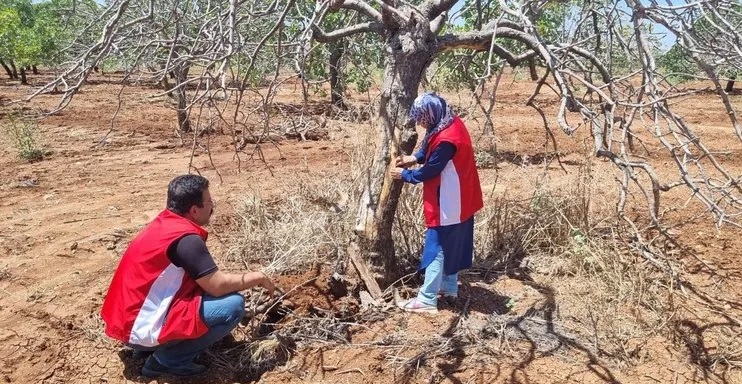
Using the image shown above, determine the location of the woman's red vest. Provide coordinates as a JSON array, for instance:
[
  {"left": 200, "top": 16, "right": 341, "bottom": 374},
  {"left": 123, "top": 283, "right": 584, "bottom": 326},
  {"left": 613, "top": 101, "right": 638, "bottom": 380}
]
[
  {"left": 100, "top": 209, "right": 209, "bottom": 347},
  {"left": 423, "top": 116, "right": 484, "bottom": 227}
]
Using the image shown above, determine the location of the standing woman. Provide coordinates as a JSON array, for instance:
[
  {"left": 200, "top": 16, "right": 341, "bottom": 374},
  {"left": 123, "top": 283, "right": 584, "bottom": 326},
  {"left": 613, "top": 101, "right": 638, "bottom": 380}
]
[{"left": 391, "top": 92, "right": 484, "bottom": 313}]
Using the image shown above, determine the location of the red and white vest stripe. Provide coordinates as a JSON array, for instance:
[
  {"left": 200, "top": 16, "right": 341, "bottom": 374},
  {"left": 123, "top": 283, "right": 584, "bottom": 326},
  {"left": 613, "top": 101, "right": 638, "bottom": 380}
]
[
  {"left": 101, "top": 210, "right": 209, "bottom": 347},
  {"left": 422, "top": 116, "right": 484, "bottom": 228}
]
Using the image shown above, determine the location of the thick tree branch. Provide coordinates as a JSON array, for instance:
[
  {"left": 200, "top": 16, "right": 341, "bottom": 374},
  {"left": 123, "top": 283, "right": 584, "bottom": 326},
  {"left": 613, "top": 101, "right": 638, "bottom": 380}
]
[
  {"left": 331, "top": 0, "right": 383, "bottom": 23},
  {"left": 311, "top": 22, "right": 384, "bottom": 43},
  {"left": 421, "top": 0, "right": 458, "bottom": 21},
  {"left": 372, "top": 0, "right": 409, "bottom": 25},
  {"left": 437, "top": 26, "right": 540, "bottom": 67},
  {"left": 430, "top": 10, "right": 447, "bottom": 34}
]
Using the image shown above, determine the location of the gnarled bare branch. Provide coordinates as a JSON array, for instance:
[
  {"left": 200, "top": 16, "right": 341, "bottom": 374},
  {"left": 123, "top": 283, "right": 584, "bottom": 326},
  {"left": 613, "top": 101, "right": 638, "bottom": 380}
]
[
  {"left": 420, "top": 0, "right": 458, "bottom": 21},
  {"left": 311, "top": 22, "right": 384, "bottom": 43},
  {"left": 330, "top": 0, "right": 382, "bottom": 23}
]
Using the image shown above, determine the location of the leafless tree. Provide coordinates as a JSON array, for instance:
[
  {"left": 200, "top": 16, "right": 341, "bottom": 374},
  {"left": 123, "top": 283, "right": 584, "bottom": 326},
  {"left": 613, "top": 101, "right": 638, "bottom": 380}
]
[{"left": 27, "top": 0, "right": 742, "bottom": 283}]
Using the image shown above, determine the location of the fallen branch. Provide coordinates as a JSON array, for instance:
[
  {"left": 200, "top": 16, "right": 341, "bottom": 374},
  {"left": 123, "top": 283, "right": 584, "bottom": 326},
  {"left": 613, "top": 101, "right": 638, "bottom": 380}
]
[{"left": 348, "top": 242, "right": 383, "bottom": 299}]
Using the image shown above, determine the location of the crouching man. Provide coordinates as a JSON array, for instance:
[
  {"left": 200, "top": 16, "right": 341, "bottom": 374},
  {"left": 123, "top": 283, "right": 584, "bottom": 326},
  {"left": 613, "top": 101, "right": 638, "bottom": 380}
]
[{"left": 101, "top": 174, "right": 275, "bottom": 377}]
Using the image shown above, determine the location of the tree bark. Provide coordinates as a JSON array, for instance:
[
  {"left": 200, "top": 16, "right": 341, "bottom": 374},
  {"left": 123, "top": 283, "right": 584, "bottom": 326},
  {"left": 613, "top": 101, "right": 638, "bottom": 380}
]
[
  {"left": 174, "top": 65, "right": 191, "bottom": 132},
  {"left": 19, "top": 67, "right": 28, "bottom": 85},
  {"left": 10, "top": 60, "right": 18, "bottom": 79},
  {"left": 0, "top": 59, "right": 13, "bottom": 79},
  {"left": 32, "top": 65, "right": 38, "bottom": 75},
  {"left": 528, "top": 57, "right": 539, "bottom": 80},
  {"left": 355, "top": 27, "right": 433, "bottom": 283},
  {"left": 725, "top": 75, "right": 736, "bottom": 93},
  {"left": 329, "top": 42, "right": 346, "bottom": 109},
  {"left": 160, "top": 68, "right": 174, "bottom": 98}
]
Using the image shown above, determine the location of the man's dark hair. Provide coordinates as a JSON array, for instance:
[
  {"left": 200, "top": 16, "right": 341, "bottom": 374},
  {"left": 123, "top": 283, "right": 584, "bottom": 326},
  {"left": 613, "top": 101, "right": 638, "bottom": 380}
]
[{"left": 167, "top": 174, "right": 209, "bottom": 215}]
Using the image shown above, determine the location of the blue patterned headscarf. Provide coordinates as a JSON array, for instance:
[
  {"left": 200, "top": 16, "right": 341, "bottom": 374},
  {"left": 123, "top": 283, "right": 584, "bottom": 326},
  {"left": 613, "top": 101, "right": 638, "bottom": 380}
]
[{"left": 409, "top": 92, "right": 455, "bottom": 155}]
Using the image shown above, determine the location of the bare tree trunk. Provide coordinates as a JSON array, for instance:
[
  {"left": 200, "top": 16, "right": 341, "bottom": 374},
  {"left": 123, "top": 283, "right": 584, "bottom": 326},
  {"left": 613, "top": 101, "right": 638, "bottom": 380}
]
[
  {"left": 528, "top": 57, "right": 539, "bottom": 80},
  {"left": 32, "top": 65, "right": 38, "bottom": 75},
  {"left": 160, "top": 69, "right": 174, "bottom": 98},
  {"left": 329, "top": 42, "right": 346, "bottom": 110},
  {"left": 355, "top": 31, "right": 432, "bottom": 283},
  {"left": 19, "top": 67, "right": 28, "bottom": 85},
  {"left": 161, "top": 76, "right": 173, "bottom": 97},
  {"left": 174, "top": 65, "right": 191, "bottom": 132},
  {"left": 725, "top": 75, "right": 736, "bottom": 93},
  {"left": 0, "top": 59, "right": 13, "bottom": 79},
  {"left": 9, "top": 60, "right": 18, "bottom": 79}
]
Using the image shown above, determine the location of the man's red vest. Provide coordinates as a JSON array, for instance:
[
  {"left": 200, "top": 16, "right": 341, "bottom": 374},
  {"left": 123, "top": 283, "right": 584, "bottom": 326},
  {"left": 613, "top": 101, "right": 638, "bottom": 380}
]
[
  {"left": 423, "top": 116, "right": 484, "bottom": 227},
  {"left": 101, "top": 209, "right": 209, "bottom": 347}
]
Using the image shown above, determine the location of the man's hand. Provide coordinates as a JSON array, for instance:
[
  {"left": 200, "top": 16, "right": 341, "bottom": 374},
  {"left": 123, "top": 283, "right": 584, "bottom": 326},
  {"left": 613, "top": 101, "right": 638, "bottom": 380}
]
[
  {"left": 395, "top": 155, "right": 417, "bottom": 168},
  {"left": 256, "top": 271, "right": 275, "bottom": 296},
  {"left": 196, "top": 270, "right": 275, "bottom": 297},
  {"left": 242, "top": 271, "right": 275, "bottom": 297},
  {"left": 390, "top": 167, "right": 404, "bottom": 180}
]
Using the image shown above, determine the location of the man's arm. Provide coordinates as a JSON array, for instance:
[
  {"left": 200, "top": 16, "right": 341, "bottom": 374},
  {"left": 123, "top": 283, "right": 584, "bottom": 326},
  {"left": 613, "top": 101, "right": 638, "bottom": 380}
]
[
  {"left": 168, "top": 234, "right": 275, "bottom": 297},
  {"left": 196, "top": 270, "right": 274, "bottom": 298}
]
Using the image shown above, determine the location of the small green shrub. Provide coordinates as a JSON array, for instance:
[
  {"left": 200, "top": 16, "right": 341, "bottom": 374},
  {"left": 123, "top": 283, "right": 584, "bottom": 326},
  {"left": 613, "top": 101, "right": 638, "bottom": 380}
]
[{"left": 5, "top": 116, "right": 43, "bottom": 162}]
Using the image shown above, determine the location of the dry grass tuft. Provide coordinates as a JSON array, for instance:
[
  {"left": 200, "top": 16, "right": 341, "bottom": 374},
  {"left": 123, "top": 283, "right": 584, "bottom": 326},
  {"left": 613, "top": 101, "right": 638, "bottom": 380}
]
[
  {"left": 228, "top": 121, "right": 373, "bottom": 275},
  {"left": 227, "top": 178, "right": 357, "bottom": 274},
  {"left": 473, "top": 165, "right": 593, "bottom": 275}
]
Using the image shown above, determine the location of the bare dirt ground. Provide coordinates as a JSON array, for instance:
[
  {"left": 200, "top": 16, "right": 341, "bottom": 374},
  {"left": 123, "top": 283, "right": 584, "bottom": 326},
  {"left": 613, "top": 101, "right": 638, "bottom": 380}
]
[{"left": 1, "top": 71, "right": 741, "bottom": 384}]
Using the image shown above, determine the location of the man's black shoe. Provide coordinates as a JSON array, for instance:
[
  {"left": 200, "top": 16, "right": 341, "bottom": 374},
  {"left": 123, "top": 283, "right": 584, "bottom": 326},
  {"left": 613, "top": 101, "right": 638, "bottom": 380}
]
[{"left": 141, "top": 356, "right": 207, "bottom": 378}]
